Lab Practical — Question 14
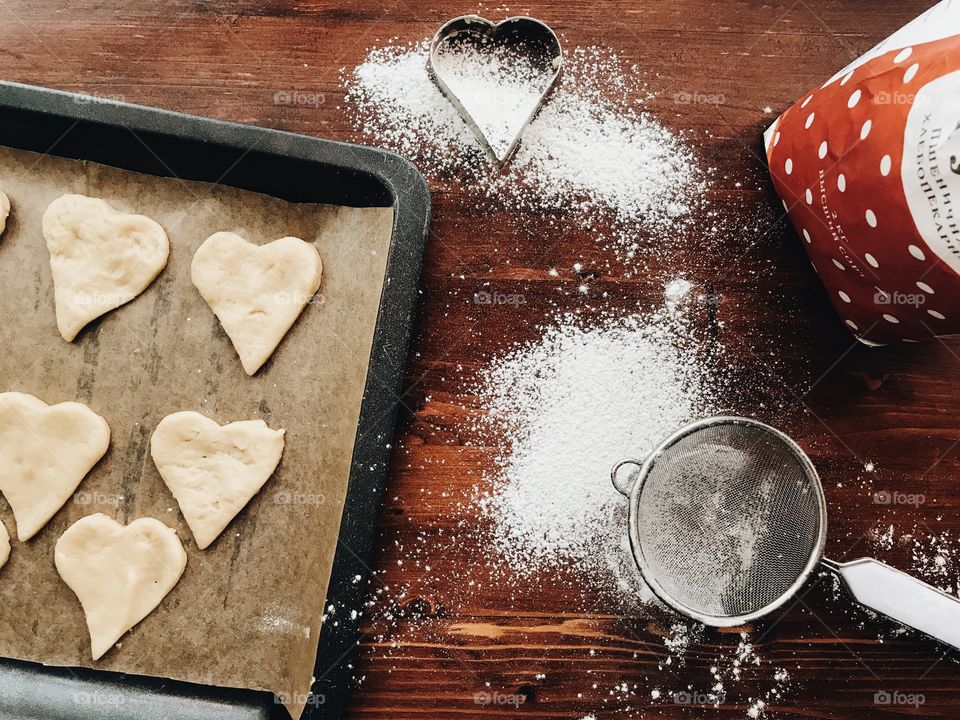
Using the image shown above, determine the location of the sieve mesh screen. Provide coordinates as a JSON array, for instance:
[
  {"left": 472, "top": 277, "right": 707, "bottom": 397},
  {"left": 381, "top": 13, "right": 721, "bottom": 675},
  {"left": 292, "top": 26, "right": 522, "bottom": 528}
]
[{"left": 634, "top": 422, "right": 823, "bottom": 620}]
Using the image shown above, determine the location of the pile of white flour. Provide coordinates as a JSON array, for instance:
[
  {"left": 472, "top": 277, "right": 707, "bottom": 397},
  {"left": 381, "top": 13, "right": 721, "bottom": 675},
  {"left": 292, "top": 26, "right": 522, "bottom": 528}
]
[
  {"left": 343, "top": 42, "right": 707, "bottom": 256},
  {"left": 431, "top": 37, "right": 553, "bottom": 160},
  {"left": 473, "top": 307, "right": 717, "bottom": 597}
]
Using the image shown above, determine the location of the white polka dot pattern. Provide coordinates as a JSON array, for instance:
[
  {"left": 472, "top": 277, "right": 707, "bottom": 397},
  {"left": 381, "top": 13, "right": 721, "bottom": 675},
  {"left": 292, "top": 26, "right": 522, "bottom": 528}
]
[
  {"left": 894, "top": 47, "right": 913, "bottom": 63},
  {"left": 764, "top": 28, "right": 960, "bottom": 346}
]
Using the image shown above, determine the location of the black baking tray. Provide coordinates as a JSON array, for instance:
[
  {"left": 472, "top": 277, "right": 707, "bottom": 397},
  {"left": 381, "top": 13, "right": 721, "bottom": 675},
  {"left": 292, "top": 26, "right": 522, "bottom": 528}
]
[{"left": 0, "top": 82, "right": 430, "bottom": 720}]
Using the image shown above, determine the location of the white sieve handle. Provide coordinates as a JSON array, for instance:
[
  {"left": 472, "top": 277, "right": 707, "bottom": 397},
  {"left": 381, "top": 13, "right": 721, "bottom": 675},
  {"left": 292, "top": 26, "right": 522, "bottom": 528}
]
[{"left": 824, "top": 556, "right": 960, "bottom": 651}]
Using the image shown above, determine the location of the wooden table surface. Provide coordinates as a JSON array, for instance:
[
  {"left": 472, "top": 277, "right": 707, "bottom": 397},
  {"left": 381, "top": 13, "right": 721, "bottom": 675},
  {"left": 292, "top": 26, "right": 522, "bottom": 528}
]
[{"left": 3, "top": 0, "right": 960, "bottom": 718}]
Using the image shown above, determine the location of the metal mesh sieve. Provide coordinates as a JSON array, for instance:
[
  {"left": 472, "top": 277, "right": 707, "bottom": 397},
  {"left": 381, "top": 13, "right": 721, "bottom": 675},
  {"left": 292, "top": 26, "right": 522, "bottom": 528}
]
[{"left": 627, "top": 418, "right": 827, "bottom": 626}]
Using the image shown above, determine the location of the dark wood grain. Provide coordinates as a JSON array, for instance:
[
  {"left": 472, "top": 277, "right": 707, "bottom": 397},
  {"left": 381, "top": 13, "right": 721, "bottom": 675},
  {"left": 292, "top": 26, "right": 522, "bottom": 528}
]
[{"left": 2, "top": 1, "right": 959, "bottom": 718}]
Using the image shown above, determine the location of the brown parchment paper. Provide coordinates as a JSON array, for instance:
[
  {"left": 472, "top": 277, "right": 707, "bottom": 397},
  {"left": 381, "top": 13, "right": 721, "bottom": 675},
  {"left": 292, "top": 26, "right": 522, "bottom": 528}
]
[{"left": 0, "top": 144, "right": 394, "bottom": 719}]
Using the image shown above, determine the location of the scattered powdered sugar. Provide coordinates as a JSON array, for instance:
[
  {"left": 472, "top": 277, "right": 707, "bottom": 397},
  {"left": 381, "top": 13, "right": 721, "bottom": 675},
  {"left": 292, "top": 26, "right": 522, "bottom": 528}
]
[
  {"left": 343, "top": 41, "right": 707, "bottom": 257},
  {"left": 516, "top": 82, "right": 700, "bottom": 237},
  {"left": 744, "top": 666, "right": 792, "bottom": 719},
  {"left": 732, "top": 634, "right": 761, "bottom": 680},
  {"left": 474, "top": 308, "right": 716, "bottom": 594},
  {"left": 651, "top": 627, "right": 793, "bottom": 714},
  {"left": 874, "top": 523, "right": 895, "bottom": 551},
  {"left": 869, "top": 523, "right": 959, "bottom": 596},
  {"left": 431, "top": 37, "right": 553, "bottom": 159},
  {"left": 664, "top": 277, "right": 692, "bottom": 308},
  {"left": 664, "top": 621, "right": 700, "bottom": 659},
  {"left": 346, "top": 41, "right": 475, "bottom": 165}
]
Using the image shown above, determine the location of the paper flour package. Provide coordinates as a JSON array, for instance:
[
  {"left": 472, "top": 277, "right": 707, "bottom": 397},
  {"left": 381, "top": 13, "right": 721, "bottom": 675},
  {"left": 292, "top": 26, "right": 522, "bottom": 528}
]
[{"left": 765, "top": 0, "right": 960, "bottom": 345}]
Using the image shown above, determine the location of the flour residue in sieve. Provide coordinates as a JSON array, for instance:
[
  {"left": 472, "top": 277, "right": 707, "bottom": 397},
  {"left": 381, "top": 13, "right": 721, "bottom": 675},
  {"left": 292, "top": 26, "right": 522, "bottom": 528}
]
[
  {"left": 343, "top": 41, "right": 707, "bottom": 258},
  {"left": 637, "top": 442, "right": 787, "bottom": 617}
]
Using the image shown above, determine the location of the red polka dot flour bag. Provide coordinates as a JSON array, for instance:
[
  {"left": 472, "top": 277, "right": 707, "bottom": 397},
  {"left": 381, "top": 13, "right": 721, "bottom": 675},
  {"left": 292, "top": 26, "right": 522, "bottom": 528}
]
[{"left": 765, "top": 0, "right": 960, "bottom": 345}]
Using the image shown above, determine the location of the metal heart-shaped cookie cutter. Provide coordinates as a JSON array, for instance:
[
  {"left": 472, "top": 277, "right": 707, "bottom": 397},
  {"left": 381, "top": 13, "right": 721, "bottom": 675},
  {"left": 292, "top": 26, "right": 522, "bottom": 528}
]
[{"left": 428, "top": 15, "right": 563, "bottom": 166}]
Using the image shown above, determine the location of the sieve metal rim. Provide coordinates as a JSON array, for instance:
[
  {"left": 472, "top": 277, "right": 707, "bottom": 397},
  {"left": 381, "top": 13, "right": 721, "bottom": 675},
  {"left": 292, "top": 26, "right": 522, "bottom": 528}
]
[{"left": 621, "top": 416, "right": 828, "bottom": 627}]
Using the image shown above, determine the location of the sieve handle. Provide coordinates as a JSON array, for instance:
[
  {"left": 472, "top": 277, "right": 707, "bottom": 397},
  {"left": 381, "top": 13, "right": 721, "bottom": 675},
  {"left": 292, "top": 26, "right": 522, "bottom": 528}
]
[
  {"left": 824, "top": 556, "right": 960, "bottom": 651},
  {"left": 610, "top": 459, "right": 644, "bottom": 497}
]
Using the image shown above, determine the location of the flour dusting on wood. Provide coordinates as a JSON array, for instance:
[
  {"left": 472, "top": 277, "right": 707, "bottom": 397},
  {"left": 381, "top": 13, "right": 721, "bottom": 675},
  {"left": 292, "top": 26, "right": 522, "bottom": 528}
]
[{"left": 343, "top": 41, "right": 708, "bottom": 260}]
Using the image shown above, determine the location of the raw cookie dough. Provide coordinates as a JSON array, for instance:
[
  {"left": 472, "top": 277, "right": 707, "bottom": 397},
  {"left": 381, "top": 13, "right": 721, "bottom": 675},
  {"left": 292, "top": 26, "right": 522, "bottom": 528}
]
[
  {"left": 55, "top": 513, "right": 187, "bottom": 660},
  {"left": 191, "top": 232, "right": 322, "bottom": 375},
  {"left": 0, "top": 392, "right": 110, "bottom": 541},
  {"left": 151, "top": 410, "right": 285, "bottom": 549},
  {"left": 42, "top": 194, "right": 170, "bottom": 341},
  {"left": 0, "top": 520, "right": 9, "bottom": 569},
  {"left": 0, "top": 190, "right": 9, "bottom": 237}
]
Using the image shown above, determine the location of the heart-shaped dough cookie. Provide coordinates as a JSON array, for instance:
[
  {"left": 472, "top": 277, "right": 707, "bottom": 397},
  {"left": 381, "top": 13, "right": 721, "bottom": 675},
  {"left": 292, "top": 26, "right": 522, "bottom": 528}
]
[
  {"left": 0, "top": 392, "right": 110, "bottom": 541},
  {"left": 151, "top": 411, "right": 285, "bottom": 549},
  {"left": 191, "top": 232, "right": 322, "bottom": 375},
  {"left": 55, "top": 513, "right": 187, "bottom": 660},
  {"left": 43, "top": 194, "right": 169, "bottom": 341},
  {"left": 0, "top": 190, "right": 9, "bottom": 237},
  {"left": 0, "top": 520, "right": 9, "bottom": 570}
]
